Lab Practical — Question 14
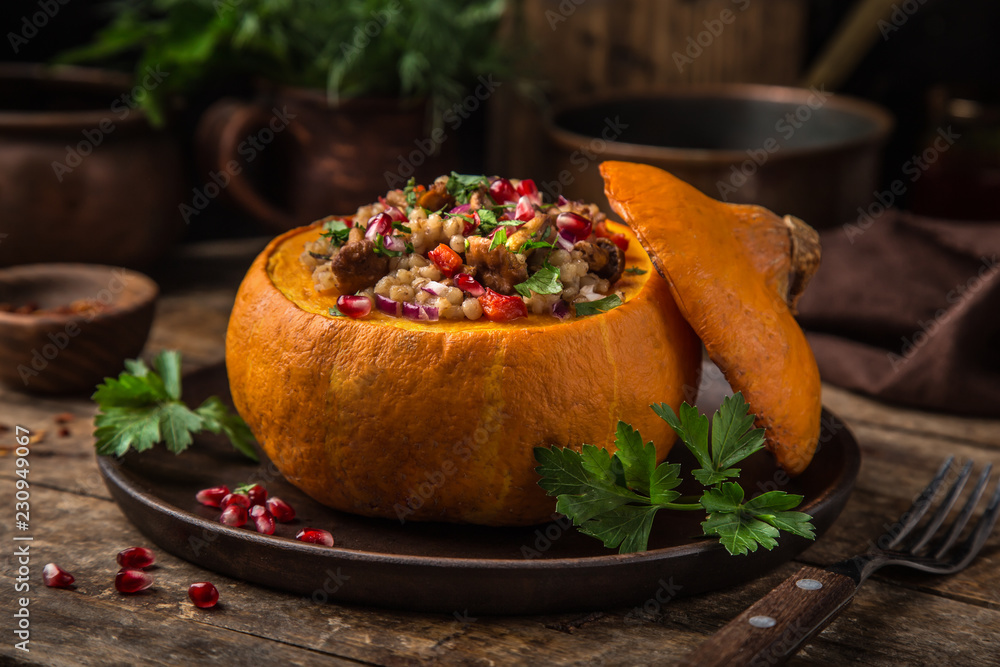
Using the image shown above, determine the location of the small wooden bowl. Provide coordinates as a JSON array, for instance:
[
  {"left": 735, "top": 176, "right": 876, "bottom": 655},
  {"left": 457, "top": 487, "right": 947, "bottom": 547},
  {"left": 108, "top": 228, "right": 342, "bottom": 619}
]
[{"left": 0, "top": 264, "right": 158, "bottom": 393}]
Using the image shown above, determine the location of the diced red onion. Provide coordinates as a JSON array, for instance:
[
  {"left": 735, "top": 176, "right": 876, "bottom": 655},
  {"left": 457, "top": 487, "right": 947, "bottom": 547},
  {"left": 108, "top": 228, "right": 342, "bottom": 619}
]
[
  {"left": 423, "top": 281, "right": 449, "bottom": 297},
  {"left": 514, "top": 195, "right": 535, "bottom": 222},
  {"left": 375, "top": 294, "right": 400, "bottom": 317},
  {"left": 556, "top": 195, "right": 570, "bottom": 206},
  {"left": 551, "top": 300, "right": 571, "bottom": 320},
  {"left": 382, "top": 234, "right": 406, "bottom": 252},
  {"left": 578, "top": 285, "right": 603, "bottom": 302},
  {"left": 365, "top": 212, "right": 393, "bottom": 240},
  {"left": 449, "top": 204, "right": 472, "bottom": 215},
  {"left": 556, "top": 211, "right": 592, "bottom": 241},
  {"left": 401, "top": 301, "right": 440, "bottom": 322},
  {"left": 455, "top": 273, "right": 485, "bottom": 297},
  {"left": 555, "top": 231, "right": 575, "bottom": 251},
  {"left": 384, "top": 206, "right": 407, "bottom": 222}
]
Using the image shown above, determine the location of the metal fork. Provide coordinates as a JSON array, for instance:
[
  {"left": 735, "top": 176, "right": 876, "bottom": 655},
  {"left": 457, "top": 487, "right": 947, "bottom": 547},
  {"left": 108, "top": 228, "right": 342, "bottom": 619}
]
[{"left": 678, "top": 457, "right": 1000, "bottom": 667}]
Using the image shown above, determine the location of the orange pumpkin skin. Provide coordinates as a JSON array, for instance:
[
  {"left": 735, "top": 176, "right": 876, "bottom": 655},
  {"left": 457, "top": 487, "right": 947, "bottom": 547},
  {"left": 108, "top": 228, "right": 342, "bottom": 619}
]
[{"left": 226, "top": 222, "right": 701, "bottom": 526}]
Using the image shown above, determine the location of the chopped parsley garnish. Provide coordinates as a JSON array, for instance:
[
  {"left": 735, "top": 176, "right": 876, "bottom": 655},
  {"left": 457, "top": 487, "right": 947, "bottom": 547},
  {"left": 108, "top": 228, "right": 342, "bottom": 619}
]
[
  {"left": 534, "top": 393, "right": 815, "bottom": 555},
  {"left": 475, "top": 209, "right": 523, "bottom": 236},
  {"left": 403, "top": 177, "right": 419, "bottom": 207},
  {"left": 624, "top": 267, "right": 647, "bottom": 275},
  {"left": 518, "top": 240, "right": 555, "bottom": 253},
  {"left": 446, "top": 172, "right": 489, "bottom": 205},
  {"left": 392, "top": 221, "right": 412, "bottom": 234},
  {"left": 489, "top": 227, "right": 508, "bottom": 251},
  {"left": 574, "top": 294, "right": 623, "bottom": 317},
  {"left": 329, "top": 305, "right": 346, "bottom": 317},
  {"left": 321, "top": 219, "right": 351, "bottom": 247},
  {"left": 515, "top": 262, "right": 562, "bottom": 297},
  {"left": 92, "top": 350, "right": 257, "bottom": 461}
]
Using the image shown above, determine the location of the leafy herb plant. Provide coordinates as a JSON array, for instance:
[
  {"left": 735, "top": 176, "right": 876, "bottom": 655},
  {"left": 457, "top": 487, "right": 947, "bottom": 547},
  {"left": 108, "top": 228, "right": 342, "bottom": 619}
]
[
  {"left": 534, "top": 393, "right": 815, "bottom": 555},
  {"left": 93, "top": 350, "right": 257, "bottom": 461},
  {"left": 58, "top": 0, "right": 510, "bottom": 125}
]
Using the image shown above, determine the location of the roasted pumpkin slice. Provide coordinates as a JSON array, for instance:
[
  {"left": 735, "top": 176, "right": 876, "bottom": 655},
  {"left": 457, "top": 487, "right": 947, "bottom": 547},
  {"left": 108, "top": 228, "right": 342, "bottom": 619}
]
[{"left": 600, "top": 161, "right": 822, "bottom": 475}]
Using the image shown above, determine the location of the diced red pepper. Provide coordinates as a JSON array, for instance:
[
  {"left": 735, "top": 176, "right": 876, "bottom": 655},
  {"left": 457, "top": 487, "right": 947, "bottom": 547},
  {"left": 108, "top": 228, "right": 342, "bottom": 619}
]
[
  {"left": 478, "top": 289, "right": 528, "bottom": 322},
  {"left": 428, "top": 243, "right": 463, "bottom": 278},
  {"left": 594, "top": 221, "right": 629, "bottom": 252}
]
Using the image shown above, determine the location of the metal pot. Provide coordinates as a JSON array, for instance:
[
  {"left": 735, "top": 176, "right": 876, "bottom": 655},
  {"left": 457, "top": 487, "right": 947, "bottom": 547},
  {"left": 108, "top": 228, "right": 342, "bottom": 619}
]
[
  {"left": 0, "top": 64, "right": 185, "bottom": 267},
  {"left": 544, "top": 85, "right": 894, "bottom": 229}
]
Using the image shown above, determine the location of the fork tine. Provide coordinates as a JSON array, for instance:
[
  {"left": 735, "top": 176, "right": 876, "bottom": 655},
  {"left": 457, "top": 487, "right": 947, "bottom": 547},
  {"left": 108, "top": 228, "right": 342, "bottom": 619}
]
[
  {"left": 942, "top": 475, "right": 1000, "bottom": 572},
  {"left": 933, "top": 463, "right": 993, "bottom": 559},
  {"left": 885, "top": 456, "right": 955, "bottom": 549},
  {"left": 909, "top": 460, "right": 974, "bottom": 553}
]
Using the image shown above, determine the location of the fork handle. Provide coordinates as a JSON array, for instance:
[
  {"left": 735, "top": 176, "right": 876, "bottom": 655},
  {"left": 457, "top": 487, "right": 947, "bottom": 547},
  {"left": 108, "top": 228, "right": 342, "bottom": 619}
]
[{"left": 677, "top": 565, "right": 857, "bottom": 667}]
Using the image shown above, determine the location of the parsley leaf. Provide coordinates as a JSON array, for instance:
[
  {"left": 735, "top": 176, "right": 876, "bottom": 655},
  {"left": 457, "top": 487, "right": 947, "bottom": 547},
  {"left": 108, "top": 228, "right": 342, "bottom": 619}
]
[
  {"left": 403, "top": 177, "right": 419, "bottom": 207},
  {"left": 392, "top": 221, "right": 412, "bottom": 234},
  {"left": 534, "top": 395, "right": 815, "bottom": 556},
  {"left": 574, "top": 294, "right": 624, "bottom": 317},
  {"left": 92, "top": 350, "right": 258, "bottom": 461},
  {"left": 329, "top": 305, "right": 346, "bottom": 317},
  {"left": 624, "top": 267, "right": 647, "bottom": 275},
  {"left": 321, "top": 218, "right": 351, "bottom": 247},
  {"left": 489, "top": 227, "right": 508, "bottom": 251},
  {"left": 446, "top": 172, "right": 489, "bottom": 205},
  {"left": 518, "top": 240, "right": 555, "bottom": 253},
  {"left": 477, "top": 209, "right": 522, "bottom": 236},
  {"left": 514, "top": 262, "right": 562, "bottom": 298},
  {"left": 653, "top": 393, "right": 765, "bottom": 485}
]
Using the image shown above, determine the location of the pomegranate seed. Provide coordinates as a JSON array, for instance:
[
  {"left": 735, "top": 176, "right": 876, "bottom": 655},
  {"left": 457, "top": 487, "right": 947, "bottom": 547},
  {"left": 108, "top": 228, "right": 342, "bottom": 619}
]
[
  {"left": 220, "top": 493, "right": 250, "bottom": 509},
  {"left": 556, "top": 211, "right": 592, "bottom": 241},
  {"left": 489, "top": 178, "right": 518, "bottom": 204},
  {"left": 250, "top": 505, "right": 276, "bottom": 535},
  {"left": 196, "top": 485, "right": 230, "bottom": 508},
  {"left": 516, "top": 178, "right": 540, "bottom": 203},
  {"left": 296, "top": 528, "right": 334, "bottom": 547},
  {"left": 266, "top": 497, "right": 296, "bottom": 523},
  {"left": 188, "top": 581, "right": 219, "bottom": 608},
  {"left": 455, "top": 273, "right": 485, "bottom": 297},
  {"left": 42, "top": 563, "right": 74, "bottom": 588},
  {"left": 244, "top": 484, "right": 268, "bottom": 506},
  {"left": 461, "top": 215, "right": 478, "bottom": 236},
  {"left": 364, "top": 212, "right": 393, "bottom": 240},
  {"left": 115, "top": 568, "right": 153, "bottom": 594},
  {"left": 336, "top": 295, "right": 372, "bottom": 319},
  {"left": 514, "top": 195, "right": 535, "bottom": 222},
  {"left": 116, "top": 547, "right": 155, "bottom": 569},
  {"left": 219, "top": 505, "right": 248, "bottom": 527}
]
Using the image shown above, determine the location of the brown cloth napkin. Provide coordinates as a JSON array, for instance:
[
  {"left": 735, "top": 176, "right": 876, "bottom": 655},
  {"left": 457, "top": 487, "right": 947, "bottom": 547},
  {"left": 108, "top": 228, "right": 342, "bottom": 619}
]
[{"left": 795, "top": 209, "right": 1000, "bottom": 417}]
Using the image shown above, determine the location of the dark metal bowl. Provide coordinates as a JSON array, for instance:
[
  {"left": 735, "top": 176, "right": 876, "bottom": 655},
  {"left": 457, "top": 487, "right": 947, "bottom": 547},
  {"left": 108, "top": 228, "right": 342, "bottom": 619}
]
[{"left": 545, "top": 84, "right": 894, "bottom": 229}]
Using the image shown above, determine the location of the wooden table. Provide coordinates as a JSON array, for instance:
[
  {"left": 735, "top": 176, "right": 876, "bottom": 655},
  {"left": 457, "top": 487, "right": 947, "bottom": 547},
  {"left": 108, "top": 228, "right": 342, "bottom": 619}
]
[{"left": 3, "top": 238, "right": 998, "bottom": 666}]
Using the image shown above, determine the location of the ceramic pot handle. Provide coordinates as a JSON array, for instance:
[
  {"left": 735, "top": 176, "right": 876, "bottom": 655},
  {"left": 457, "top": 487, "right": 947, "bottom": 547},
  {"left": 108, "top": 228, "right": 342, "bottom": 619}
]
[{"left": 195, "top": 98, "right": 297, "bottom": 231}]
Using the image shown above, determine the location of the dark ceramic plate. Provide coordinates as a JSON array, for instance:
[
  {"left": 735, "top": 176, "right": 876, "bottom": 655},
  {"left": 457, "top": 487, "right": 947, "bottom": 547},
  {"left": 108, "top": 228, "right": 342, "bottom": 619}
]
[{"left": 98, "top": 361, "right": 859, "bottom": 615}]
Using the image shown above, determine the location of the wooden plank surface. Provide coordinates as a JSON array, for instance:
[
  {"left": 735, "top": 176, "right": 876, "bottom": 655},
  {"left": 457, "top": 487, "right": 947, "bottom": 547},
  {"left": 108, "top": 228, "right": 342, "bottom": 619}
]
[{"left": 2, "top": 237, "right": 999, "bottom": 666}]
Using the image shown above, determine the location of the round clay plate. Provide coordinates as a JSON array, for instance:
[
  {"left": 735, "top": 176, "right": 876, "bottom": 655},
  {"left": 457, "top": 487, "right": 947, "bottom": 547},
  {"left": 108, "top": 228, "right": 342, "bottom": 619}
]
[{"left": 98, "top": 360, "right": 859, "bottom": 614}]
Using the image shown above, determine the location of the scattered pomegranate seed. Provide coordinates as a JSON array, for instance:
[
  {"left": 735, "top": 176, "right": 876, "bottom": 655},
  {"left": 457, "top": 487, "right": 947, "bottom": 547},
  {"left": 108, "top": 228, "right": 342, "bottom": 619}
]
[
  {"left": 336, "top": 295, "right": 372, "bottom": 319},
  {"left": 188, "top": 582, "right": 219, "bottom": 609},
  {"left": 249, "top": 505, "right": 276, "bottom": 535},
  {"left": 556, "top": 211, "right": 592, "bottom": 241},
  {"left": 115, "top": 569, "right": 153, "bottom": 594},
  {"left": 296, "top": 528, "right": 334, "bottom": 547},
  {"left": 42, "top": 563, "right": 74, "bottom": 588},
  {"left": 266, "top": 497, "right": 296, "bottom": 523},
  {"left": 220, "top": 493, "right": 250, "bottom": 509},
  {"left": 489, "top": 177, "right": 518, "bottom": 204},
  {"left": 454, "top": 273, "right": 485, "bottom": 297},
  {"left": 514, "top": 195, "right": 536, "bottom": 222},
  {"left": 196, "top": 485, "right": 230, "bottom": 508},
  {"left": 219, "top": 505, "right": 248, "bottom": 527},
  {"left": 116, "top": 547, "right": 155, "bottom": 569},
  {"left": 516, "top": 178, "right": 540, "bottom": 203},
  {"left": 245, "top": 484, "right": 268, "bottom": 506}
]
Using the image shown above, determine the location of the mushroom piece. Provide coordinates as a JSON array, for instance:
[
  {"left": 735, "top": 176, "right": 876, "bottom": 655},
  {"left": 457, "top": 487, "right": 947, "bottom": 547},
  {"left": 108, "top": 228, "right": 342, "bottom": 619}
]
[
  {"left": 573, "top": 238, "right": 624, "bottom": 285},
  {"left": 329, "top": 240, "right": 390, "bottom": 294},
  {"left": 465, "top": 236, "right": 528, "bottom": 295}
]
